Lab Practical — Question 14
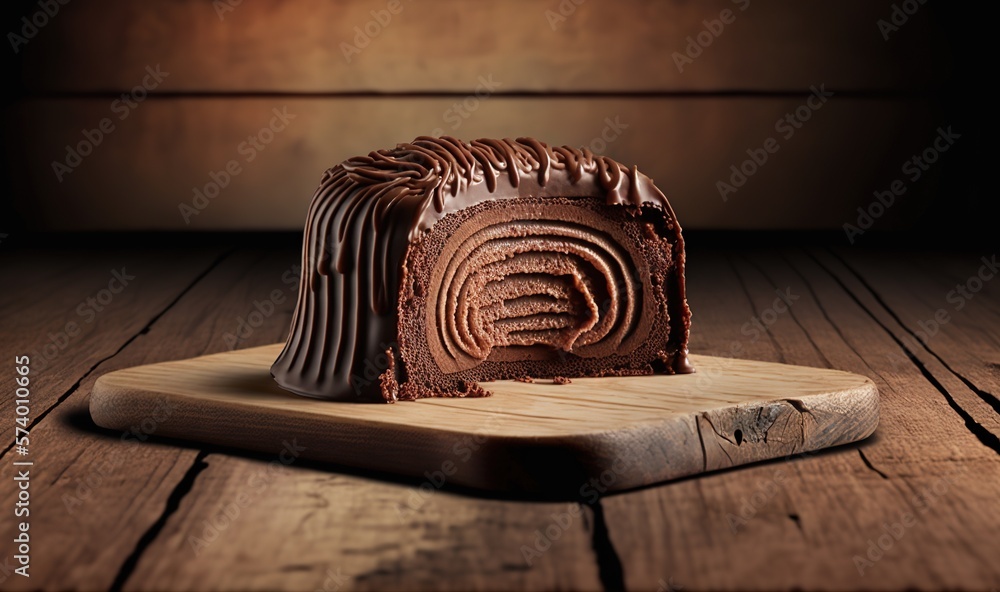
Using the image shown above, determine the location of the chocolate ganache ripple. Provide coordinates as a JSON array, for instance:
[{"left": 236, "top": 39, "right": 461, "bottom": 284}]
[{"left": 272, "top": 137, "right": 693, "bottom": 402}]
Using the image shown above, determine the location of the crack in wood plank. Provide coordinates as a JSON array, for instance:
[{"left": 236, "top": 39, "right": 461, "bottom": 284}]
[
  {"left": 702, "top": 413, "right": 738, "bottom": 447},
  {"left": 787, "top": 513, "right": 803, "bottom": 535},
  {"left": 780, "top": 252, "right": 896, "bottom": 388},
  {"left": 695, "top": 417, "right": 709, "bottom": 472},
  {"left": 698, "top": 415, "right": 736, "bottom": 466},
  {"left": 743, "top": 255, "right": 835, "bottom": 369},
  {"left": 587, "top": 499, "right": 626, "bottom": 592},
  {"left": 727, "top": 255, "right": 788, "bottom": 364},
  {"left": 110, "top": 451, "right": 211, "bottom": 592},
  {"left": 857, "top": 448, "right": 890, "bottom": 480}
]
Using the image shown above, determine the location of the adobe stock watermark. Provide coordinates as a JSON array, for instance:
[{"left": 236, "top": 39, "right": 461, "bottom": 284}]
[
  {"left": 340, "top": 0, "right": 413, "bottom": 63},
  {"left": 544, "top": 0, "right": 586, "bottom": 31},
  {"left": 723, "top": 444, "right": 825, "bottom": 534},
  {"left": 679, "top": 287, "right": 799, "bottom": 399},
  {"left": 586, "top": 116, "right": 629, "bottom": 155},
  {"left": 520, "top": 456, "right": 631, "bottom": 566},
  {"left": 7, "top": 0, "right": 70, "bottom": 54},
  {"left": 51, "top": 65, "right": 170, "bottom": 182},
  {"left": 672, "top": 0, "right": 750, "bottom": 73},
  {"left": 349, "top": 342, "right": 399, "bottom": 397},
  {"left": 877, "top": 0, "right": 928, "bottom": 41},
  {"left": 740, "top": 288, "right": 799, "bottom": 341},
  {"left": 0, "top": 555, "right": 16, "bottom": 585},
  {"left": 717, "top": 84, "right": 833, "bottom": 201},
  {"left": 62, "top": 399, "right": 176, "bottom": 515},
  {"left": 223, "top": 264, "right": 301, "bottom": 350},
  {"left": 852, "top": 475, "right": 952, "bottom": 576},
  {"left": 29, "top": 267, "right": 137, "bottom": 372},
  {"left": 427, "top": 75, "right": 502, "bottom": 136},
  {"left": 395, "top": 409, "right": 505, "bottom": 521},
  {"left": 212, "top": 0, "right": 243, "bottom": 21},
  {"left": 314, "top": 568, "right": 346, "bottom": 592},
  {"left": 726, "top": 469, "right": 787, "bottom": 533},
  {"left": 179, "top": 106, "right": 296, "bottom": 224},
  {"left": 885, "top": 254, "right": 997, "bottom": 369},
  {"left": 843, "top": 126, "right": 960, "bottom": 243},
  {"left": 187, "top": 439, "right": 307, "bottom": 556}
]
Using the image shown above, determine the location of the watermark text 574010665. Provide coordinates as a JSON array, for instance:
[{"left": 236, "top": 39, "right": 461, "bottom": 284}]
[{"left": 10, "top": 355, "right": 34, "bottom": 579}]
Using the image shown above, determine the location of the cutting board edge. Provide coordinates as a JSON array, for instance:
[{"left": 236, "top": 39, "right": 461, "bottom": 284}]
[{"left": 89, "top": 360, "right": 879, "bottom": 495}]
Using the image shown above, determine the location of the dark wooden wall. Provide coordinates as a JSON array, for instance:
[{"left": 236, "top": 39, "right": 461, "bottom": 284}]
[{"left": 0, "top": 0, "right": 988, "bottom": 231}]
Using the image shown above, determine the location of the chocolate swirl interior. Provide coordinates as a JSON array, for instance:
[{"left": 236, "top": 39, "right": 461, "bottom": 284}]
[
  {"left": 271, "top": 137, "right": 692, "bottom": 402},
  {"left": 427, "top": 203, "right": 651, "bottom": 373}
]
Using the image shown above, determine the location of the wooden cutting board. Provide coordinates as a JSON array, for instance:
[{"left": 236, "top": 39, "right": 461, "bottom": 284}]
[{"left": 90, "top": 344, "right": 878, "bottom": 495}]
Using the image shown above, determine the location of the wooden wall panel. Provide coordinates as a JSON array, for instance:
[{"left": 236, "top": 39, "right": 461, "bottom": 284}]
[
  {"left": 7, "top": 96, "right": 938, "bottom": 230},
  {"left": 17, "top": 0, "right": 943, "bottom": 93},
  {"left": 5, "top": 0, "right": 954, "bottom": 230}
]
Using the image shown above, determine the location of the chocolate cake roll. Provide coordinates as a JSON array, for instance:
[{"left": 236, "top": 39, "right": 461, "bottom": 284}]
[{"left": 272, "top": 137, "right": 692, "bottom": 402}]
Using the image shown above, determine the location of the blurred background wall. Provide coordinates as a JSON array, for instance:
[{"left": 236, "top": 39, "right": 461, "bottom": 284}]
[{"left": 0, "top": 0, "right": 991, "bottom": 233}]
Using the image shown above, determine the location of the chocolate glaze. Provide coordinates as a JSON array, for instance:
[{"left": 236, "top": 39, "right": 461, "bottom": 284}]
[{"left": 272, "top": 137, "right": 692, "bottom": 402}]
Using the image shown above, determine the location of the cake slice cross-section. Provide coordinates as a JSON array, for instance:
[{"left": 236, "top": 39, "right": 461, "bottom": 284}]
[{"left": 272, "top": 137, "right": 693, "bottom": 402}]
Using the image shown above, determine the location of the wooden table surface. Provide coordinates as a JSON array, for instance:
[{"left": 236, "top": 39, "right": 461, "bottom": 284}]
[{"left": 1, "top": 233, "right": 998, "bottom": 591}]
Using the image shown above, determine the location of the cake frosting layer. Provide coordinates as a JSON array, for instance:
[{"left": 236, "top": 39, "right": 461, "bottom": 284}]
[{"left": 272, "top": 137, "right": 692, "bottom": 402}]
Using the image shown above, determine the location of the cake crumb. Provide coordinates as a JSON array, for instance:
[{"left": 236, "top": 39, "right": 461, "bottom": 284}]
[
  {"left": 397, "top": 382, "right": 431, "bottom": 401},
  {"left": 458, "top": 380, "right": 493, "bottom": 398},
  {"left": 378, "top": 347, "right": 399, "bottom": 403},
  {"left": 553, "top": 376, "right": 572, "bottom": 385},
  {"left": 515, "top": 376, "right": 534, "bottom": 383}
]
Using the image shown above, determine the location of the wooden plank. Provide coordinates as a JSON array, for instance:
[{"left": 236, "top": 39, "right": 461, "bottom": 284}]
[
  {"left": 6, "top": 96, "right": 938, "bottom": 231},
  {"left": 15, "top": 0, "right": 942, "bottom": 93},
  {"left": 598, "top": 250, "right": 1000, "bottom": 590},
  {"left": 0, "top": 245, "right": 301, "bottom": 591},
  {"left": 120, "top": 458, "right": 603, "bottom": 591},
  {"left": 0, "top": 245, "right": 227, "bottom": 445},
  {"left": 90, "top": 345, "right": 878, "bottom": 493}
]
